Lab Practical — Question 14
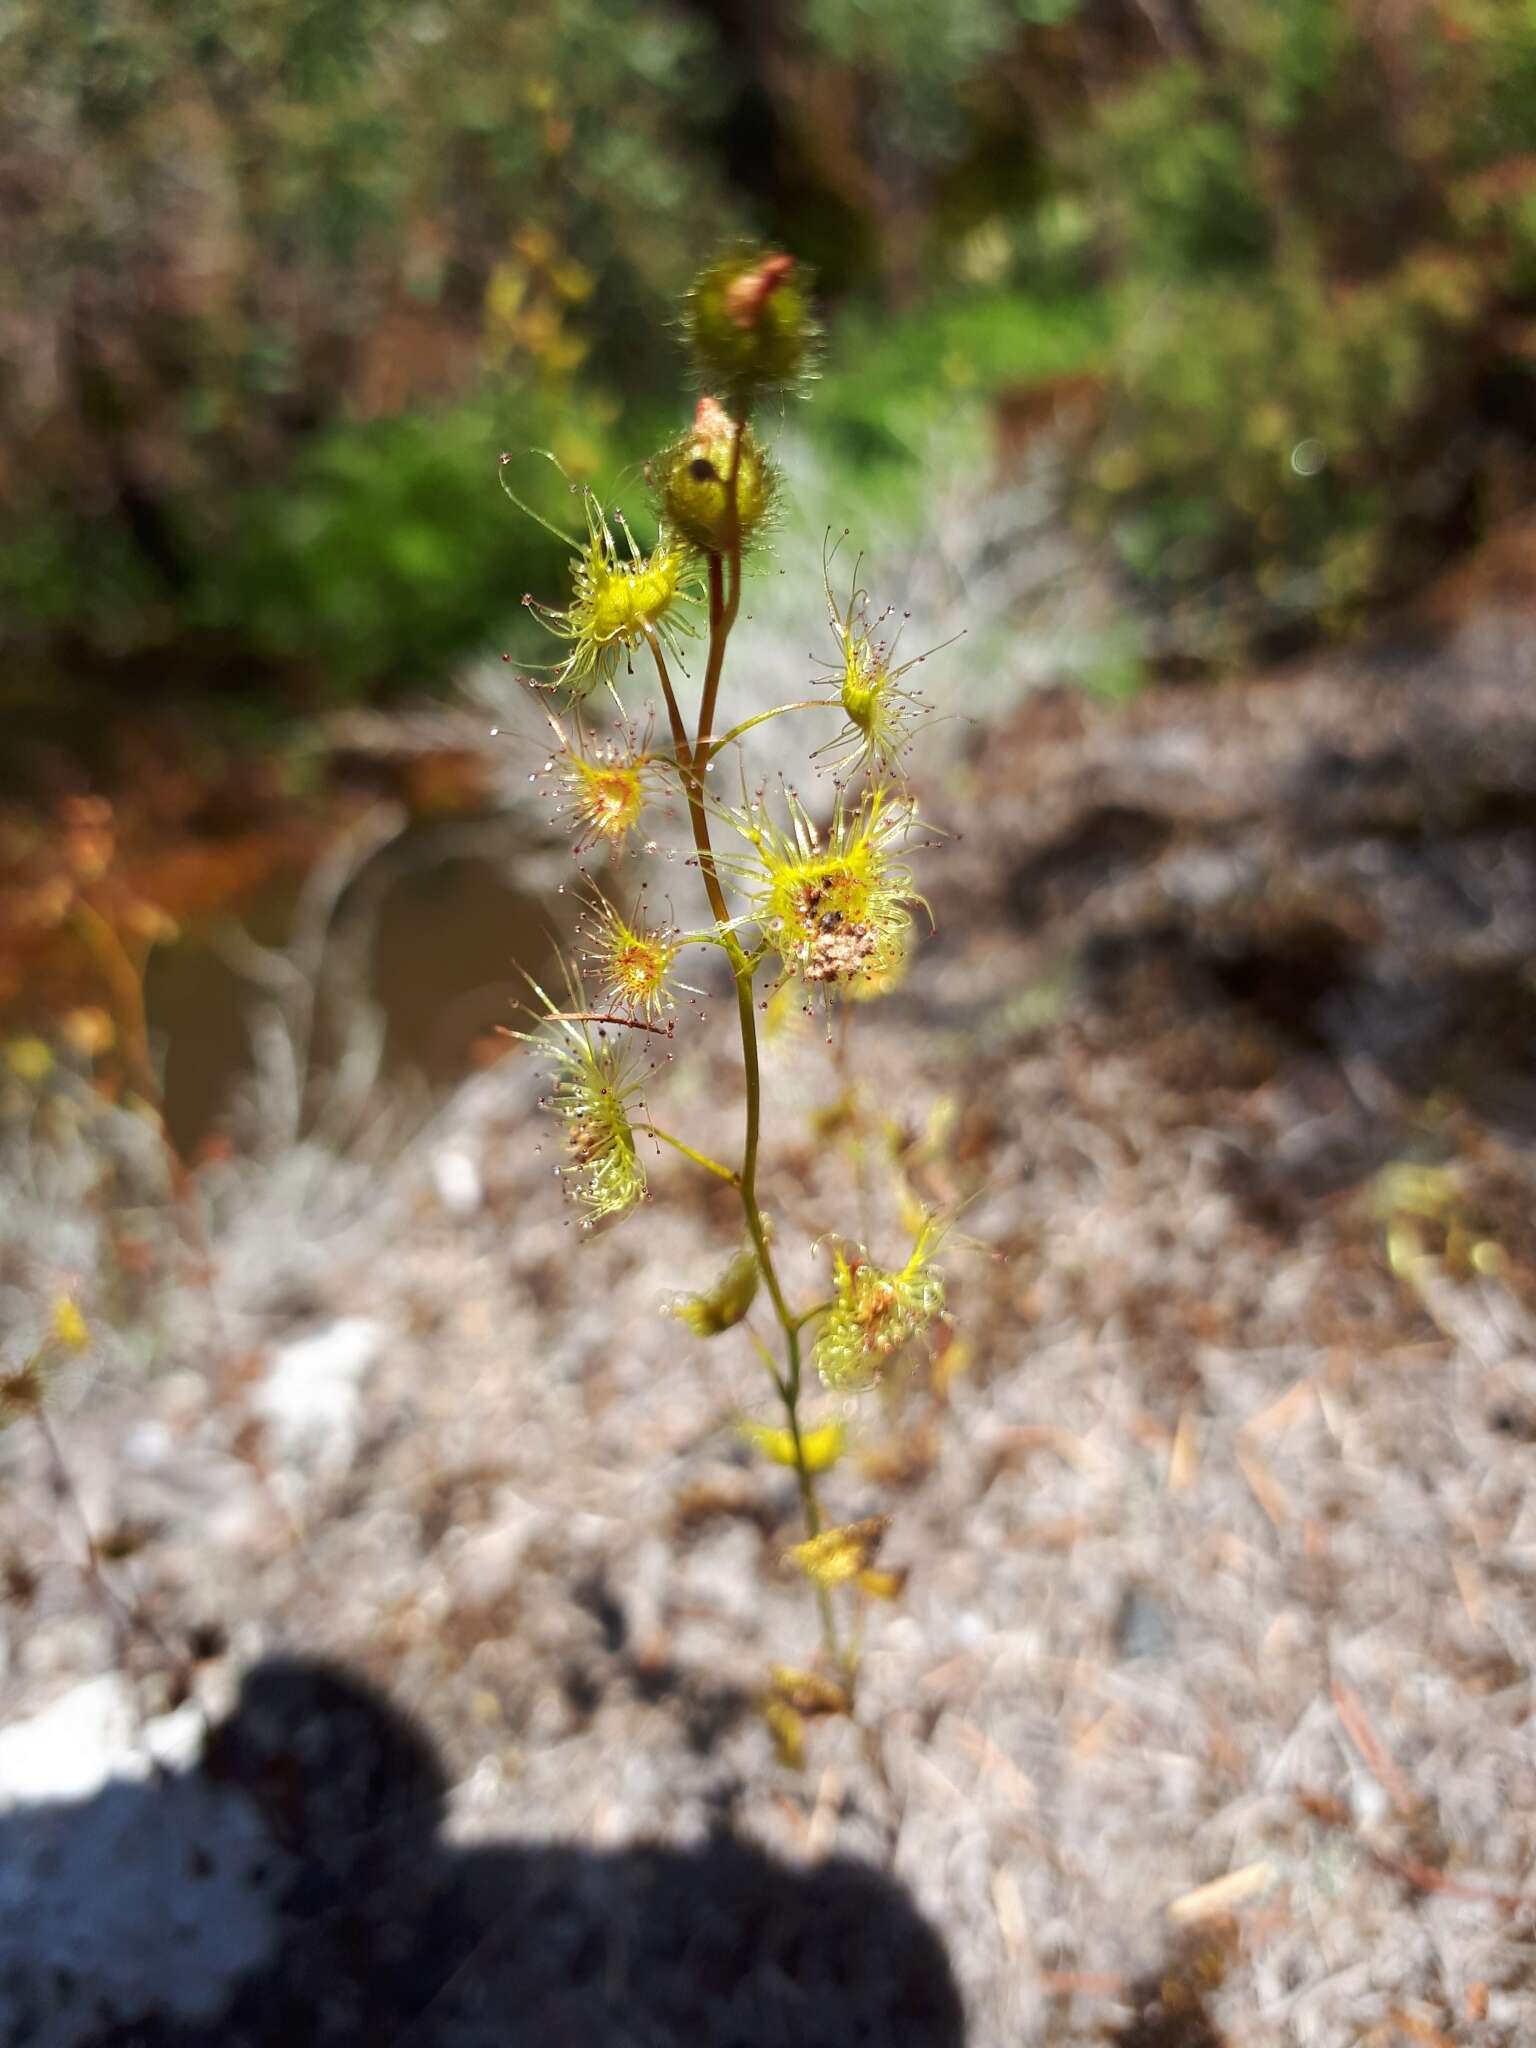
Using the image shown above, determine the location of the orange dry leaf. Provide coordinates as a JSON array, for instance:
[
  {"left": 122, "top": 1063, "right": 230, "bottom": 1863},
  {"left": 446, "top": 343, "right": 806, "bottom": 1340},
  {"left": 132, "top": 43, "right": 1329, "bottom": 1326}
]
[
  {"left": 785, "top": 1516, "right": 889, "bottom": 1587},
  {"left": 768, "top": 1666, "right": 851, "bottom": 1717}
]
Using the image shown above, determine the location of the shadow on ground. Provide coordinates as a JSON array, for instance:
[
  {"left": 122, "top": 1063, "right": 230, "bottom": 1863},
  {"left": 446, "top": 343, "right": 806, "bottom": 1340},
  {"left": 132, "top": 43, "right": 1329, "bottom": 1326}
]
[{"left": 6, "top": 1657, "right": 964, "bottom": 2048}]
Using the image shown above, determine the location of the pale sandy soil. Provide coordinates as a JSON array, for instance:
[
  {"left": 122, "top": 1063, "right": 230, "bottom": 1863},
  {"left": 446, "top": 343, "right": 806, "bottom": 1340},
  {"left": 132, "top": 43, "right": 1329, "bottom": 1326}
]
[{"left": 4, "top": 607, "right": 1536, "bottom": 2047}]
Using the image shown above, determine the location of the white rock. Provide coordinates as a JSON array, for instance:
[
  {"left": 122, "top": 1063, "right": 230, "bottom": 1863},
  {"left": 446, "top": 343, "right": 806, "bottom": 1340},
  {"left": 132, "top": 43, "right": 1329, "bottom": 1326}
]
[
  {"left": 122, "top": 1418, "right": 174, "bottom": 1468},
  {"left": 0, "top": 1674, "right": 134, "bottom": 1804},
  {"left": 448, "top": 1490, "right": 546, "bottom": 1607},
  {"left": 0, "top": 1676, "right": 282, "bottom": 2046},
  {"left": 953, "top": 1609, "right": 990, "bottom": 1649},
  {"left": 431, "top": 1145, "right": 483, "bottom": 1218},
  {"left": 678, "top": 1522, "right": 760, "bottom": 1624},
  {"left": 158, "top": 1367, "right": 209, "bottom": 1422},
  {"left": 254, "top": 1317, "right": 385, "bottom": 1478}
]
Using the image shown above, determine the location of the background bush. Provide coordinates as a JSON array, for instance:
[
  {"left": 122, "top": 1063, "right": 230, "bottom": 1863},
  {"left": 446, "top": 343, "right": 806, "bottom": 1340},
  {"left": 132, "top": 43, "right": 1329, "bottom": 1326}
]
[
  {"left": 1081, "top": 0, "right": 1536, "bottom": 645},
  {"left": 4, "top": 0, "right": 1536, "bottom": 720},
  {"left": 0, "top": 0, "right": 728, "bottom": 702}
]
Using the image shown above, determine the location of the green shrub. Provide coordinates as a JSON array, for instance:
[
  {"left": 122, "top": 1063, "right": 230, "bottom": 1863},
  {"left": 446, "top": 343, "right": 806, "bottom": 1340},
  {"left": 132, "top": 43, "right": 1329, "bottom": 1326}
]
[
  {"left": 813, "top": 287, "right": 1109, "bottom": 484},
  {"left": 0, "top": 0, "right": 730, "bottom": 693},
  {"left": 1091, "top": 247, "right": 1491, "bottom": 632},
  {"left": 188, "top": 393, "right": 663, "bottom": 701},
  {"left": 1080, "top": 2, "right": 1536, "bottom": 641},
  {"left": 1093, "top": 64, "right": 1269, "bottom": 281}
]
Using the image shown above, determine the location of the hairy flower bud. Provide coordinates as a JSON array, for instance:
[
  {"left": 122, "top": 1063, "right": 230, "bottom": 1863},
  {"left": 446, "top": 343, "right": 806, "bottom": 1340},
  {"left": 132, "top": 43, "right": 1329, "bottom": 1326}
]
[
  {"left": 811, "top": 1218, "right": 947, "bottom": 1391},
  {"left": 581, "top": 889, "right": 682, "bottom": 1024},
  {"left": 726, "top": 783, "right": 926, "bottom": 1001},
  {"left": 502, "top": 465, "right": 698, "bottom": 700},
  {"left": 511, "top": 974, "right": 648, "bottom": 1226},
  {"left": 810, "top": 538, "right": 949, "bottom": 785},
  {"left": 685, "top": 248, "right": 816, "bottom": 400},
  {"left": 534, "top": 711, "right": 663, "bottom": 856},
  {"left": 673, "top": 1239, "right": 760, "bottom": 1336},
  {"left": 658, "top": 396, "right": 775, "bottom": 557}
]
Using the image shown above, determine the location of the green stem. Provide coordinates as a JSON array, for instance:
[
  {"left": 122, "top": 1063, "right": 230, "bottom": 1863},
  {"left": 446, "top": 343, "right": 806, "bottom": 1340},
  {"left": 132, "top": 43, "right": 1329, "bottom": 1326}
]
[
  {"left": 711, "top": 699, "right": 832, "bottom": 753},
  {"left": 653, "top": 441, "right": 843, "bottom": 1672},
  {"left": 635, "top": 1123, "right": 739, "bottom": 1185},
  {"left": 747, "top": 1324, "right": 789, "bottom": 1400},
  {"left": 750, "top": 1327, "right": 837, "bottom": 1661},
  {"left": 695, "top": 552, "right": 740, "bottom": 778},
  {"left": 776, "top": 1364, "right": 839, "bottom": 1655},
  {"left": 648, "top": 631, "right": 734, "bottom": 936}
]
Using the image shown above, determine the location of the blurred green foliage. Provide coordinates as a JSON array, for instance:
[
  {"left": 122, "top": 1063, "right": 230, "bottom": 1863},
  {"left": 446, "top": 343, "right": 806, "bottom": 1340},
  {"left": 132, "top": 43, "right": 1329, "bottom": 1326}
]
[
  {"left": 1081, "top": 0, "right": 1536, "bottom": 642},
  {"left": 5, "top": 0, "right": 1536, "bottom": 712},
  {"left": 1097, "top": 250, "right": 1490, "bottom": 631},
  {"left": 186, "top": 397, "right": 678, "bottom": 703},
  {"left": 0, "top": 0, "right": 729, "bottom": 697},
  {"left": 814, "top": 287, "right": 1108, "bottom": 482}
]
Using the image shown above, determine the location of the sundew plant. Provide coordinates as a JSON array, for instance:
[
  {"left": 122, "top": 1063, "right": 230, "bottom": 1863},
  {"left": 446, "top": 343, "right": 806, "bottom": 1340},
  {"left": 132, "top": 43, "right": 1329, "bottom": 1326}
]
[{"left": 506, "top": 250, "right": 952, "bottom": 1747}]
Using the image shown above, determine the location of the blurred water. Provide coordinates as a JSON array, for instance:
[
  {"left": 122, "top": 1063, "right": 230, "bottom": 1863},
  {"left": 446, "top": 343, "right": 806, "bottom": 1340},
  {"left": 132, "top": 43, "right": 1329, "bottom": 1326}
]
[{"left": 141, "top": 818, "right": 562, "bottom": 1155}]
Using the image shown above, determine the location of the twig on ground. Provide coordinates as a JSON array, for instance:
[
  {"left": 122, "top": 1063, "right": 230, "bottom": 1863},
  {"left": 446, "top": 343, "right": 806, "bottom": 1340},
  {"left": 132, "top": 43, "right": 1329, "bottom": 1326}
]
[{"left": 1330, "top": 1676, "right": 1421, "bottom": 1819}]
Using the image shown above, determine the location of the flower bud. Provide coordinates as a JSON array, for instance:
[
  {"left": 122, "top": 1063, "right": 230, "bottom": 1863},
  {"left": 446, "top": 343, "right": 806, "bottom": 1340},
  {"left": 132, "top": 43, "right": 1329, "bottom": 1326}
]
[
  {"left": 685, "top": 248, "right": 815, "bottom": 399},
  {"left": 673, "top": 1239, "right": 760, "bottom": 1337},
  {"left": 785, "top": 1516, "right": 890, "bottom": 1588},
  {"left": 658, "top": 396, "right": 775, "bottom": 557},
  {"left": 811, "top": 1218, "right": 947, "bottom": 1391}
]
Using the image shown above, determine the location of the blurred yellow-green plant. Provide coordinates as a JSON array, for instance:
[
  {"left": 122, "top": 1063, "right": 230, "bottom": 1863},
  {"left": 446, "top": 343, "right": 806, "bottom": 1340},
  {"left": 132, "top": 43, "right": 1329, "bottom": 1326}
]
[{"left": 510, "top": 248, "right": 954, "bottom": 1739}]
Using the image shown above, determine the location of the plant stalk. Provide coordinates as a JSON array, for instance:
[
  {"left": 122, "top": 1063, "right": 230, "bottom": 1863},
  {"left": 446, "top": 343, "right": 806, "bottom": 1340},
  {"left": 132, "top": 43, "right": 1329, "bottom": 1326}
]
[{"left": 649, "top": 431, "right": 843, "bottom": 1670}]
